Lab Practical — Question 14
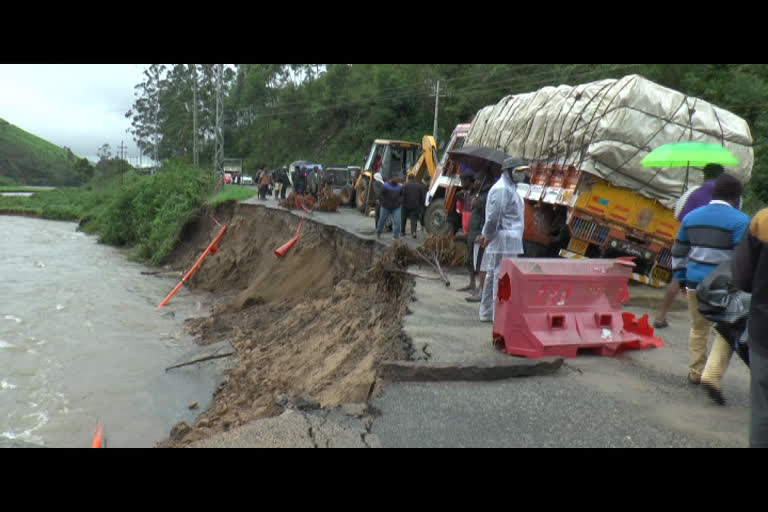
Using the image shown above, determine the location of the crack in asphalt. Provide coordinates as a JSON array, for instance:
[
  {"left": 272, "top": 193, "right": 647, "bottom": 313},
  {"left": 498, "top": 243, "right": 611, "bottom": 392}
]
[{"left": 360, "top": 416, "right": 374, "bottom": 448}]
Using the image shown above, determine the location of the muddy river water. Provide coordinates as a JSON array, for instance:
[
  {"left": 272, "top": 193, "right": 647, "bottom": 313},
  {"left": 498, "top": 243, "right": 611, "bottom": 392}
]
[{"left": 0, "top": 216, "right": 217, "bottom": 447}]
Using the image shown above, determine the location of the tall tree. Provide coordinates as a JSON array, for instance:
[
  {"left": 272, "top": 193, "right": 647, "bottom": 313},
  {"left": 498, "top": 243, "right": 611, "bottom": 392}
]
[
  {"left": 125, "top": 64, "right": 167, "bottom": 164},
  {"left": 97, "top": 143, "right": 112, "bottom": 161}
]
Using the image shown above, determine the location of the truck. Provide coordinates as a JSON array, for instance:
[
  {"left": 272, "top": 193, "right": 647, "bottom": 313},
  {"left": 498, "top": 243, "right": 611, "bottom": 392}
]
[
  {"left": 422, "top": 123, "right": 471, "bottom": 235},
  {"left": 458, "top": 74, "right": 754, "bottom": 287},
  {"left": 222, "top": 158, "right": 244, "bottom": 184}
]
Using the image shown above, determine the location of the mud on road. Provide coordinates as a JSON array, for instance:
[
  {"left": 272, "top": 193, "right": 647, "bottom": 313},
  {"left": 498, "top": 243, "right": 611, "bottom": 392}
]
[{"left": 158, "top": 202, "right": 414, "bottom": 447}]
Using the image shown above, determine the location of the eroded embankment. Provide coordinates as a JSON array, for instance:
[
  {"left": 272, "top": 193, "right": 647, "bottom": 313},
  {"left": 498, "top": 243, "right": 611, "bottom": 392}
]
[{"left": 159, "top": 202, "right": 414, "bottom": 447}]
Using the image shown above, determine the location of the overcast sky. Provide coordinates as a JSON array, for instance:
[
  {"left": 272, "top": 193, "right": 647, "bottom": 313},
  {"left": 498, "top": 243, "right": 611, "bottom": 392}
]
[{"left": 0, "top": 64, "right": 150, "bottom": 164}]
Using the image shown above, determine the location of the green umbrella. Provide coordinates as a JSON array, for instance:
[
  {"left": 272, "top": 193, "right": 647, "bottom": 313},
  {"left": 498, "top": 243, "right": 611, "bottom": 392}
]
[
  {"left": 641, "top": 141, "right": 739, "bottom": 193},
  {"left": 641, "top": 141, "right": 739, "bottom": 168}
]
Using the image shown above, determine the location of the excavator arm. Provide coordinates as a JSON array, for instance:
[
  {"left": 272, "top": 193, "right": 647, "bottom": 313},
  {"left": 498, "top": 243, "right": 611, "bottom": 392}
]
[{"left": 406, "top": 135, "right": 438, "bottom": 184}]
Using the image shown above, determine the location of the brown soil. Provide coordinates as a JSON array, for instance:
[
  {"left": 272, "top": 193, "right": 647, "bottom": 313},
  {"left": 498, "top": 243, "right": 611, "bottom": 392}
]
[{"left": 158, "top": 202, "right": 414, "bottom": 447}]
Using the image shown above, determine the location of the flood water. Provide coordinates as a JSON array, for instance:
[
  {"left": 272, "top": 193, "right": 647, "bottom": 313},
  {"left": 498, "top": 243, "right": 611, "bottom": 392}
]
[{"left": 0, "top": 216, "right": 218, "bottom": 447}]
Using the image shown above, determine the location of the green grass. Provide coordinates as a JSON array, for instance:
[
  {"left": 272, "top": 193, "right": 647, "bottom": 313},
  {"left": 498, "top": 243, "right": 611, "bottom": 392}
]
[
  {"left": 0, "top": 186, "right": 55, "bottom": 192},
  {"left": 0, "top": 117, "right": 81, "bottom": 186},
  {"left": 206, "top": 185, "right": 259, "bottom": 206},
  {"left": 0, "top": 117, "right": 74, "bottom": 165}
]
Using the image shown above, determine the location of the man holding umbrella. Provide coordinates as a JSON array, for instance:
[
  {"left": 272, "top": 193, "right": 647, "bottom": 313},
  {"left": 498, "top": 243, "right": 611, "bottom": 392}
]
[{"left": 476, "top": 157, "right": 528, "bottom": 322}]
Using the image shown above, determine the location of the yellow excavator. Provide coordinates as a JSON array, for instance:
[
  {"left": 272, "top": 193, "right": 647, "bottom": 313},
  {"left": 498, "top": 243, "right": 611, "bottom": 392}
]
[{"left": 354, "top": 135, "right": 438, "bottom": 215}]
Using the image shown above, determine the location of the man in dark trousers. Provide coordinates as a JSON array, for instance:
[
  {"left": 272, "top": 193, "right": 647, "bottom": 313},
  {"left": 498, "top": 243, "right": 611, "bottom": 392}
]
[
  {"left": 278, "top": 168, "right": 290, "bottom": 199},
  {"left": 293, "top": 166, "right": 307, "bottom": 195},
  {"left": 732, "top": 206, "right": 768, "bottom": 447},
  {"left": 401, "top": 175, "right": 427, "bottom": 238},
  {"left": 373, "top": 170, "right": 385, "bottom": 230},
  {"left": 464, "top": 168, "right": 493, "bottom": 302},
  {"left": 376, "top": 176, "right": 404, "bottom": 240}
]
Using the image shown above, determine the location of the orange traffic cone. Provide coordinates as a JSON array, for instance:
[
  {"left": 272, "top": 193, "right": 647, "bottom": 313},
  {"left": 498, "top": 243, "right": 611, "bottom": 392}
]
[{"left": 274, "top": 235, "right": 299, "bottom": 258}]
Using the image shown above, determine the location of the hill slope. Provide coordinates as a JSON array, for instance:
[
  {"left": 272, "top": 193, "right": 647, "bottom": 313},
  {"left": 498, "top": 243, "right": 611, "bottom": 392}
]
[{"left": 0, "top": 117, "right": 80, "bottom": 185}]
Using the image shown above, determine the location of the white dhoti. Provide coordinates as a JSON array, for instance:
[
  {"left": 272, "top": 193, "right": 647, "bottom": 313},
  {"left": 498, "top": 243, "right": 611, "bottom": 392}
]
[{"left": 479, "top": 253, "right": 519, "bottom": 321}]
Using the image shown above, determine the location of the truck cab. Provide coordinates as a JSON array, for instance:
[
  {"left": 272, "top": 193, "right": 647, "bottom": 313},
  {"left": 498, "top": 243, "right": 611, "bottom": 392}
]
[
  {"left": 222, "top": 158, "right": 244, "bottom": 185},
  {"left": 423, "top": 123, "right": 471, "bottom": 234}
]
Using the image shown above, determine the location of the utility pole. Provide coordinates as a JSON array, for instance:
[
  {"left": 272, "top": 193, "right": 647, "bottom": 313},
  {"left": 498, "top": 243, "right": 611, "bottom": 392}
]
[
  {"left": 153, "top": 102, "right": 159, "bottom": 175},
  {"left": 118, "top": 140, "right": 127, "bottom": 185},
  {"left": 214, "top": 63, "right": 224, "bottom": 179},
  {"left": 430, "top": 79, "right": 449, "bottom": 141},
  {"left": 192, "top": 64, "right": 199, "bottom": 167}
]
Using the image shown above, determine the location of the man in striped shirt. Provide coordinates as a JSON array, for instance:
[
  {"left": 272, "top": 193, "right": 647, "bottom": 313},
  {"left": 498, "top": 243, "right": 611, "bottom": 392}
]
[
  {"left": 671, "top": 173, "right": 750, "bottom": 404},
  {"left": 654, "top": 163, "right": 725, "bottom": 329}
]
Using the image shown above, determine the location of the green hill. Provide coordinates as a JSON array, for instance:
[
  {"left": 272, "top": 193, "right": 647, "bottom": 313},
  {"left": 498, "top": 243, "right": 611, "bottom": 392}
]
[{"left": 0, "top": 117, "right": 81, "bottom": 186}]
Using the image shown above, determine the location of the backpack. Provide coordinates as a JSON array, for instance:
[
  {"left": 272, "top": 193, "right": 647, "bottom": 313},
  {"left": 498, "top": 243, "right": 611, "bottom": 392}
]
[{"left": 696, "top": 261, "right": 751, "bottom": 365}]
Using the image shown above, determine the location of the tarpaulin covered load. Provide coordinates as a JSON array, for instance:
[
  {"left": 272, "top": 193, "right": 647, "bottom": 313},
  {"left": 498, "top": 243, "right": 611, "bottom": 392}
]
[{"left": 465, "top": 74, "right": 753, "bottom": 209}]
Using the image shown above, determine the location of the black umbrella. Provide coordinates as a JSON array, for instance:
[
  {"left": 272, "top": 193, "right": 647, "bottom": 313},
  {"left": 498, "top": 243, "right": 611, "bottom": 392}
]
[{"left": 448, "top": 145, "right": 511, "bottom": 174}]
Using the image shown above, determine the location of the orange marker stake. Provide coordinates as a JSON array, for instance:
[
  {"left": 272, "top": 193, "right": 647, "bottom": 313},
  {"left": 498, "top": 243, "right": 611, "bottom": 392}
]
[
  {"left": 157, "top": 225, "right": 227, "bottom": 309},
  {"left": 92, "top": 423, "right": 104, "bottom": 448}
]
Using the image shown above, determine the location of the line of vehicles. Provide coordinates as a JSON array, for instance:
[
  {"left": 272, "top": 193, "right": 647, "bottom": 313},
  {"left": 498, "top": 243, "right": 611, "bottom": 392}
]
[
  {"left": 221, "top": 75, "right": 754, "bottom": 289},
  {"left": 222, "top": 125, "right": 681, "bottom": 287}
]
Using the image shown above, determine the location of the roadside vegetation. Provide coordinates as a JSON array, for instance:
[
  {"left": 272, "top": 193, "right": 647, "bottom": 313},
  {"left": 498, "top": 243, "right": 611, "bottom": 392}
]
[
  {"left": 0, "top": 159, "right": 216, "bottom": 264},
  {"left": 207, "top": 184, "right": 258, "bottom": 206}
]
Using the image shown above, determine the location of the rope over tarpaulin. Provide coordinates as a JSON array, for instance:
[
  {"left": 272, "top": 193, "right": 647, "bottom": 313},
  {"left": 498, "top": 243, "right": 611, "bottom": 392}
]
[{"left": 465, "top": 74, "right": 754, "bottom": 209}]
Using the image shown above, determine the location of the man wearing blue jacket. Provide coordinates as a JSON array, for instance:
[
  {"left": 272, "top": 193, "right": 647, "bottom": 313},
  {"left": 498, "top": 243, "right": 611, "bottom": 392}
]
[
  {"left": 376, "top": 176, "right": 404, "bottom": 240},
  {"left": 671, "top": 173, "right": 750, "bottom": 404}
]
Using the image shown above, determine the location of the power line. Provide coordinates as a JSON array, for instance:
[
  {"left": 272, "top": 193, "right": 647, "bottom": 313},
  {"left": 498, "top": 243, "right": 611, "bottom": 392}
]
[{"left": 257, "top": 64, "right": 640, "bottom": 117}]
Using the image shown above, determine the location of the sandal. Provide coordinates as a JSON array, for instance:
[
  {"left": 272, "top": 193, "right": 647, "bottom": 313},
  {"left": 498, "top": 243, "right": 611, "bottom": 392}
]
[{"left": 652, "top": 320, "right": 669, "bottom": 329}]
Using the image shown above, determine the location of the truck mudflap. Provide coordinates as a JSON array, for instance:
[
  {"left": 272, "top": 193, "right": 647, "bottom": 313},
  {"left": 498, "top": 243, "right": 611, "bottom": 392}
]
[{"left": 558, "top": 249, "right": 668, "bottom": 288}]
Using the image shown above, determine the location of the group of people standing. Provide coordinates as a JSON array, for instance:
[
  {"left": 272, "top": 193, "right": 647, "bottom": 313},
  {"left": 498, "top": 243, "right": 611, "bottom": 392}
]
[
  {"left": 372, "top": 171, "right": 427, "bottom": 240},
  {"left": 453, "top": 158, "right": 768, "bottom": 446},
  {"left": 256, "top": 168, "right": 291, "bottom": 200}
]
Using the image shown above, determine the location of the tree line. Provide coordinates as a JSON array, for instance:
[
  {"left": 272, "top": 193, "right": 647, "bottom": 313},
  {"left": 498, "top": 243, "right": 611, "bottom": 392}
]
[{"left": 124, "top": 64, "right": 768, "bottom": 205}]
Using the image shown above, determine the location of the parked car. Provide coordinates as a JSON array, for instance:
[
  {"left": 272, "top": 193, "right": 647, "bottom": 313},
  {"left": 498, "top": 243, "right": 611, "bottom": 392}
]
[{"left": 241, "top": 175, "right": 254, "bottom": 185}]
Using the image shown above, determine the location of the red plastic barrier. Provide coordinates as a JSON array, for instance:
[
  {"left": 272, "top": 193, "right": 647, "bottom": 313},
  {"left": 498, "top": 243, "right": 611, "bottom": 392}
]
[{"left": 492, "top": 258, "right": 664, "bottom": 358}]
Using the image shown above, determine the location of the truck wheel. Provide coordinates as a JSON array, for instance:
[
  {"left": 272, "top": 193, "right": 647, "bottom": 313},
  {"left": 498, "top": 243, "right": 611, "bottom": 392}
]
[
  {"left": 340, "top": 185, "right": 355, "bottom": 206},
  {"left": 425, "top": 199, "right": 457, "bottom": 235},
  {"left": 356, "top": 178, "right": 369, "bottom": 213}
]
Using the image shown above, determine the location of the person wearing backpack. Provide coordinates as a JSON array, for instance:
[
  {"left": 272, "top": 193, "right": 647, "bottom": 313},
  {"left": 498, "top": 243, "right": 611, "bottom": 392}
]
[{"left": 671, "top": 173, "right": 750, "bottom": 405}]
